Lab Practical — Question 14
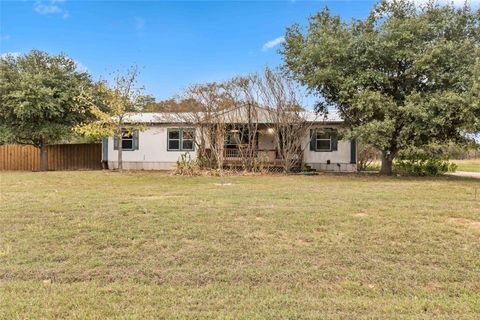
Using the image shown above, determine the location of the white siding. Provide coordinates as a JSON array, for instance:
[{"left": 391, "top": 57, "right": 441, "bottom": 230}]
[
  {"left": 303, "top": 125, "right": 356, "bottom": 172},
  {"left": 107, "top": 125, "right": 197, "bottom": 170},
  {"left": 105, "top": 124, "right": 356, "bottom": 172},
  {"left": 303, "top": 140, "right": 351, "bottom": 163}
]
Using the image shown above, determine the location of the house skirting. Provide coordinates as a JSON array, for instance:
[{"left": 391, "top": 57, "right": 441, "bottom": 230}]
[
  {"left": 108, "top": 161, "right": 357, "bottom": 172},
  {"left": 306, "top": 163, "right": 357, "bottom": 172},
  {"left": 108, "top": 161, "right": 176, "bottom": 170}
]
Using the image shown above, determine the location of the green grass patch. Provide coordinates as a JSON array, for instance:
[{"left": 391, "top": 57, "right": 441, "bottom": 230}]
[
  {"left": 1, "top": 171, "right": 479, "bottom": 318},
  {"left": 453, "top": 159, "right": 480, "bottom": 172}
]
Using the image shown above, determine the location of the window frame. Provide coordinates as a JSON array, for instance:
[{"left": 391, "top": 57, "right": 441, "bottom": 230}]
[
  {"left": 315, "top": 132, "right": 332, "bottom": 152},
  {"left": 121, "top": 129, "right": 134, "bottom": 151},
  {"left": 167, "top": 128, "right": 195, "bottom": 152},
  {"left": 181, "top": 128, "right": 195, "bottom": 151},
  {"left": 310, "top": 128, "right": 338, "bottom": 153}
]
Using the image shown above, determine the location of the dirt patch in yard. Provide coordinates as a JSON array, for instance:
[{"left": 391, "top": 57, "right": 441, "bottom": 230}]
[
  {"left": 353, "top": 212, "right": 369, "bottom": 217},
  {"left": 447, "top": 218, "right": 480, "bottom": 232}
]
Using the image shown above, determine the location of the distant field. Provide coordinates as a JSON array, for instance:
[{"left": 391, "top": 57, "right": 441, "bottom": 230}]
[
  {"left": 364, "top": 159, "right": 480, "bottom": 173},
  {"left": 453, "top": 159, "right": 480, "bottom": 172},
  {"left": 1, "top": 171, "right": 479, "bottom": 318}
]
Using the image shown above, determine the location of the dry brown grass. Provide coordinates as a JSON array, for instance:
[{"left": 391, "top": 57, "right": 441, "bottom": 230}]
[{"left": 1, "top": 171, "right": 479, "bottom": 319}]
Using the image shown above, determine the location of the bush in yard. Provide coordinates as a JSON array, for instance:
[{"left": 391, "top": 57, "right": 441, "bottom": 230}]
[
  {"left": 357, "top": 143, "right": 380, "bottom": 171},
  {"left": 175, "top": 153, "right": 201, "bottom": 176},
  {"left": 394, "top": 149, "right": 457, "bottom": 176},
  {"left": 422, "top": 142, "right": 472, "bottom": 160}
]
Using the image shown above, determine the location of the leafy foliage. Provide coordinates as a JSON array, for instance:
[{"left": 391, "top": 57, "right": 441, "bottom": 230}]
[
  {"left": 0, "top": 50, "right": 94, "bottom": 146},
  {"left": 143, "top": 98, "right": 203, "bottom": 112},
  {"left": 421, "top": 141, "right": 475, "bottom": 160},
  {"left": 174, "top": 153, "right": 202, "bottom": 175},
  {"left": 75, "top": 66, "right": 145, "bottom": 139},
  {"left": 282, "top": 0, "right": 480, "bottom": 174},
  {"left": 394, "top": 149, "right": 457, "bottom": 176}
]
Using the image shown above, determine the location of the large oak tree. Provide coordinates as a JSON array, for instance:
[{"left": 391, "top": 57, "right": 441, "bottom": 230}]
[
  {"left": 0, "top": 50, "right": 94, "bottom": 170},
  {"left": 282, "top": 0, "right": 480, "bottom": 175}
]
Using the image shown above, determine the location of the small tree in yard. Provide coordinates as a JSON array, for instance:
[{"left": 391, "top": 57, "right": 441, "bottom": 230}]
[
  {"left": 75, "top": 66, "right": 145, "bottom": 171},
  {"left": 259, "top": 68, "right": 313, "bottom": 173},
  {"left": 357, "top": 143, "right": 380, "bottom": 171},
  {"left": 282, "top": 0, "right": 480, "bottom": 175},
  {"left": 177, "top": 82, "right": 233, "bottom": 170},
  {"left": 226, "top": 75, "right": 262, "bottom": 171},
  {"left": 0, "top": 50, "right": 94, "bottom": 171},
  {"left": 471, "top": 59, "right": 480, "bottom": 135}
]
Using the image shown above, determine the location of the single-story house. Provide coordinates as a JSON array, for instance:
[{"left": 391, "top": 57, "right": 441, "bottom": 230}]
[{"left": 102, "top": 108, "right": 357, "bottom": 172}]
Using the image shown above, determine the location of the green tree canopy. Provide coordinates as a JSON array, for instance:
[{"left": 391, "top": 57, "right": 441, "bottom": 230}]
[
  {"left": 143, "top": 98, "right": 203, "bottom": 112},
  {"left": 282, "top": 0, "right": 480, "bottom": 174},
  {"left": 0, "top": 50, "right": 95, "bottom": 170}
]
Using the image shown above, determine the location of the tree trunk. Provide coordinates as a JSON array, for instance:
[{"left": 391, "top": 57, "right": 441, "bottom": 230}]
[
  {"left": 117, "top": 134, "right": 123, "bottom": 171},
  {"left": 284, "top": 160, "right": 291, "bottom": 174},
  {"left": 39, "top": 143, "right": 48, "bottom": 171},
  {"left": 379, "top": 151, "right": 394, "bottom": 176}
]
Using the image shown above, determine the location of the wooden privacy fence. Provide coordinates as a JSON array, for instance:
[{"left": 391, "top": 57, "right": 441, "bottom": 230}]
[{"left": 0, "top": 143, "right": 102, "bottom": 171}]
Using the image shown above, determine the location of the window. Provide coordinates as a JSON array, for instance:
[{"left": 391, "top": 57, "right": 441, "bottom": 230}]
[
  {"left": 310, "top": 129, "right": 338, "bottom": 152},
  {"left": 225, "top": 131, "right": 242, "bottom": 147},
  {"left": 168, "top": 129, "right": 180, "bottom": 150},
  {"left": 316, "top": 132, "right": 331, "bottom": 151},
  {"left": 122, "top": 130, "right": 134, "bottom": 150},
  {"left": 168, "top": 128, "right": 195, "bottom": 151},
  {"left": 225, "top": 127, "right": 256, "bottom": 148},
  {"left": 114, "top": 129, "right": 138, "bottom": 151},
  {"left": 182, "top": 129, "right": 194, "bottom": 150}
]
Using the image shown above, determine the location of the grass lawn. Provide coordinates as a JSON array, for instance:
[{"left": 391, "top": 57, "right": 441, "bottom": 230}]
[
  {"left": 1, "top": 171, "right": 479, "bottom": 319},
  {"left": 453, "top": 159, "right": 480, "bottom": 172}
]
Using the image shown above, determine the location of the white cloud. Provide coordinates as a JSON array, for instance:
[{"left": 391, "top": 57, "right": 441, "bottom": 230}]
[
  {"left": 0, "top": 34, "right": 10, "bottom": 41},
  {"left": 135, "top": 17, "right": 146, "bottom": 30},
  {"left": 34, "top": 0, "right": 69, "bottom": 19},
  {"left": 262, "top": 36, "right": 285, "bottom": 52}
]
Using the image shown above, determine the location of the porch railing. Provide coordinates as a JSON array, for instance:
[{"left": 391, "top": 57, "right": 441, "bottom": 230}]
[
  {"left": 217, "top": 147, "right": 303, "bottom": 164},
  {"left": 224, "top": 148, "right": 241, "bottom": 158},
  {"left": 224, "top": 147, "right": 258, "bottom": 158}
]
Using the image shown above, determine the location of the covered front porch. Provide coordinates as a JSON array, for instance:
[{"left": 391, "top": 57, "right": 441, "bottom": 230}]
[
  {"left": 222, "top": 148, "right": 296, "bottom": 166},
  {"left": 221, "top": 125, "right": 303, "bottom": 167}
]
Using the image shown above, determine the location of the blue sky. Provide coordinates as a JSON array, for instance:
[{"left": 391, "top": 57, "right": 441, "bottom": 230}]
[{"left": 2, "top": 0, "right": 379, "bottom": 101}]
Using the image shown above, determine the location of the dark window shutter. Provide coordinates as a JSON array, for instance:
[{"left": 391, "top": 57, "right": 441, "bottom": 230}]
[
  {"left": 133, "top": 130, "right": 139, "bottom": 150},
  {"left": 309, "top": 129, "right": 316, "bottom": 151},
  {"left": 350, "top": 139, "right": 357, "bottom": 163},
  {"left": 113, "top": 136, "right": 119, "bottom": 150},
  {"left": 330, "top": 130, "right": 338, "bottom": 151}
]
